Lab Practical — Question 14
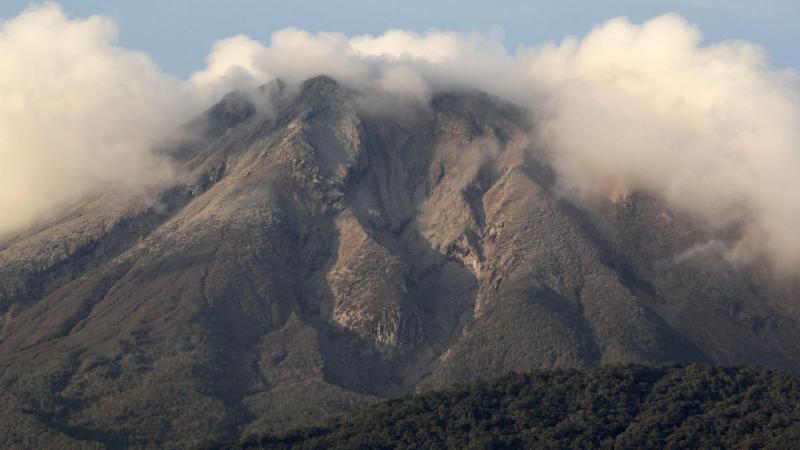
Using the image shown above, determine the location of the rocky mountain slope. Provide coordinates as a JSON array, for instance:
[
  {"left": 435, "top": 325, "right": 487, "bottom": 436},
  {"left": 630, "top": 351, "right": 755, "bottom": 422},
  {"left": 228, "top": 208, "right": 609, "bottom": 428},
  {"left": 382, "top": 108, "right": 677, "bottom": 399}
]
[{"left": 2, "top": 75, "right": 800, "bottom": 448}]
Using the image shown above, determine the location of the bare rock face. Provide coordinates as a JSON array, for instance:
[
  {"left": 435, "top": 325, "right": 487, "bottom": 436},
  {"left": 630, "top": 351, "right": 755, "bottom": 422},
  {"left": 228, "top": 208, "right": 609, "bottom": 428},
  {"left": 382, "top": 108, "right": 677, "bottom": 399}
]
[
  {"left": 327, "top": 211, "right": 423, "bottom": 359},
  {"left": 2, "top": 76, "right": 800, "bottom": 448}
]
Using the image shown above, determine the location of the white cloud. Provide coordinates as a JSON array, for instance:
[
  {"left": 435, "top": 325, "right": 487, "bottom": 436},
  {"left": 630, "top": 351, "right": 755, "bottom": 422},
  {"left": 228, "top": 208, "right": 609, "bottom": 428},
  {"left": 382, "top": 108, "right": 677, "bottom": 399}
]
[
  {"left": 3, "top": 5, "right": 800, "bottom": 274},
  {"left": 526, "top": 15, "right": 800, "bottom": 272},
  {"left": 0, "top": 4, "right": 199, "bottom": 234},
  {"left": 189, "top": 34, "right": 273, "bottom": 105}
]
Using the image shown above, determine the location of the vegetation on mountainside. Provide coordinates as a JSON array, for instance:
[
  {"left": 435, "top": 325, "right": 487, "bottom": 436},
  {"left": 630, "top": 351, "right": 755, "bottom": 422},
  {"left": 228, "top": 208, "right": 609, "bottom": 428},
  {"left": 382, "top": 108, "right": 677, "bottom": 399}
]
[{"left": 228, "top": 364, "right": 800, "bottom": 449}]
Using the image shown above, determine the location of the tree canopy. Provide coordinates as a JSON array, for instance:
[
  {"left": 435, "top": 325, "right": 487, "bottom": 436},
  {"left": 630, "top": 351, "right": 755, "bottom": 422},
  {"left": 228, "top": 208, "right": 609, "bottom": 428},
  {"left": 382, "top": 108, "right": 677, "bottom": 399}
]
[{"left": 226, "top": 364, "right": 800, "bottom": 449}]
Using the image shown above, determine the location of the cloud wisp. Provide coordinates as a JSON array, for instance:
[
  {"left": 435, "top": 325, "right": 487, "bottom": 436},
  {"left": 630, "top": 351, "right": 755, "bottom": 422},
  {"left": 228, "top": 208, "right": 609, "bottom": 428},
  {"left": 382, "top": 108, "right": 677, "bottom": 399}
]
[{"left": 2, "top": 5, "right": 800, "bottom": 273}]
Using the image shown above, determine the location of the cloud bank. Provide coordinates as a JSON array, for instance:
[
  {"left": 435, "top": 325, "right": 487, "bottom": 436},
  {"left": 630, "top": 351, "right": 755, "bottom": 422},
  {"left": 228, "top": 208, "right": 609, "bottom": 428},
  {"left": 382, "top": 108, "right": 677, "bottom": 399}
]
[
  {"left": 0, "top": 5, "right": 200, "bottom": 234},
  {"left": 3, "top": 5, "right": 800, "bottom": 273}
]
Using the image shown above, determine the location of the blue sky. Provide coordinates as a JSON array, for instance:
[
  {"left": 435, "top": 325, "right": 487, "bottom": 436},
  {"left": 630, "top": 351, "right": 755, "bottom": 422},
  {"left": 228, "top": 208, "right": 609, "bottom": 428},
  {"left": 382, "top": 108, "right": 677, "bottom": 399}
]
[{"left": 1, "top": 0, "right": 798, "bottom": 78}]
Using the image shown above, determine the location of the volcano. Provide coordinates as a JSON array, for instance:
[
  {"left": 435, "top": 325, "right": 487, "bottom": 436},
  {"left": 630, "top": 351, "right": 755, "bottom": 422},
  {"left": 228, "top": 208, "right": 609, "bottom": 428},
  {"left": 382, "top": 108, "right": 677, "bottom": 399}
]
[{"left": 2, "top": 76, "right": 800, "bottom": 448}]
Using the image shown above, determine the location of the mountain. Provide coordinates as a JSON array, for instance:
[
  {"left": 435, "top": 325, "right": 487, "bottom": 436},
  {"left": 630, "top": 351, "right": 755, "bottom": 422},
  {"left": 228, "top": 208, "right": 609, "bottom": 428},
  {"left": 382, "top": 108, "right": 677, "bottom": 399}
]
[
  {"left": 227, "top": 364, "right": 800, "bottom": 449},
  {"left": 2, "top": 75, "right": 800, "bottom": 448}
]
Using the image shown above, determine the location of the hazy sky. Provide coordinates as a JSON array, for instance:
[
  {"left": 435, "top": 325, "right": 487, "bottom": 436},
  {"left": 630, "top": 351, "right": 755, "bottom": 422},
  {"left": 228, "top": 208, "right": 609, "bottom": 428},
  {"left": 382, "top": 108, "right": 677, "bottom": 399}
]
[{"left": 1, "top": 0, "right": 798, "bottom": 78}]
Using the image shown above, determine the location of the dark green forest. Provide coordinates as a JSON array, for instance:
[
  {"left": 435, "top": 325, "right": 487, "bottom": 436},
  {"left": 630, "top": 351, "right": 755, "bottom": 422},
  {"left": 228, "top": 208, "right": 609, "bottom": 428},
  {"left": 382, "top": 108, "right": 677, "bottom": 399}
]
[{"left": 222, "top": 364, "right": 800, "bottom": 449}]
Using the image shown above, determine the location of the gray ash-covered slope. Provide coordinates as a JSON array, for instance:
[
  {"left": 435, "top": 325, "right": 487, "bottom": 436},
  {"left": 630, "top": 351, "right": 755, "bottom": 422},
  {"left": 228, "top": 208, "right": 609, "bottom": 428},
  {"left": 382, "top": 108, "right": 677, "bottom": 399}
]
[{"left": 2, "top": 75, "right": 800, "bottom": 448}]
